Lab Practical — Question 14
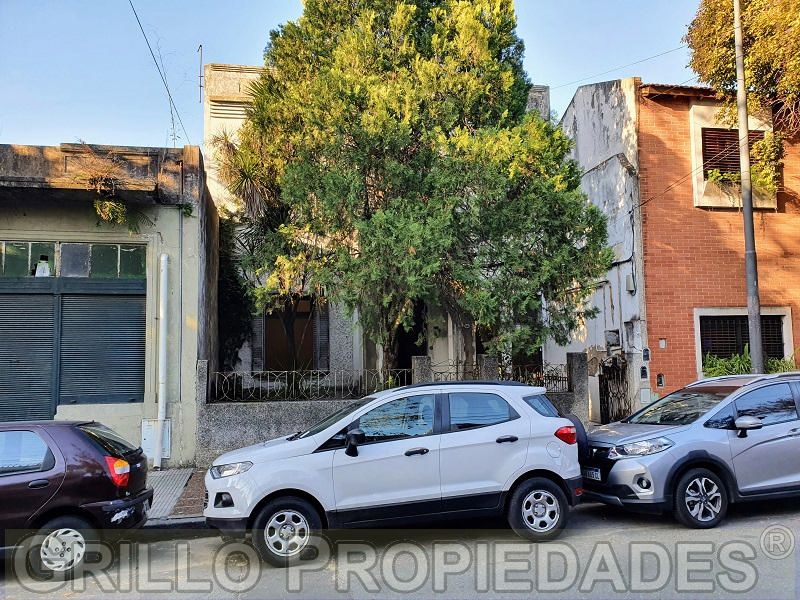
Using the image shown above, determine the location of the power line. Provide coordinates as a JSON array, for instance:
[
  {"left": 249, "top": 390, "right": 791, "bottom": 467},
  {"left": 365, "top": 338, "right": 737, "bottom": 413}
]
[
  {"left": 127, "top": 0, "right": 191, "bottom": 144},
  {"left": 551, "top": 45, "right": 688, "bottom": 90},
  {"left": 604, "top": 129, "right": 756, "bottom": 229}
]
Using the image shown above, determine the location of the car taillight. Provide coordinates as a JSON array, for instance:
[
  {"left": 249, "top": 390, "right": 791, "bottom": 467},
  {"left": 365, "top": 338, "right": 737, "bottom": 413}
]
[
  {"left": 554, "top": 426, "right": 577, "bottom": 445},
  {"left": 104, "top": 456, "right": 130, "bottom": 487}
]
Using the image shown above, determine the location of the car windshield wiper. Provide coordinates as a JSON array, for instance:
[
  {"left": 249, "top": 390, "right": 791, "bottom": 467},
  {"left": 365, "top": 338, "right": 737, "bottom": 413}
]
[{"left": 286, "top": 431, "right": 304, "bottom": 441}]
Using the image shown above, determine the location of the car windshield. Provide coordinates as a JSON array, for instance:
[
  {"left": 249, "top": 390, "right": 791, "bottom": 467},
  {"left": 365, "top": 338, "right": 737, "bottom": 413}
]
[
  {"left": 625, "top": 388, "right": 732, "bottom": 425},
  {"left": 298, "top": 397, "right": 373, "bottom": 439}
]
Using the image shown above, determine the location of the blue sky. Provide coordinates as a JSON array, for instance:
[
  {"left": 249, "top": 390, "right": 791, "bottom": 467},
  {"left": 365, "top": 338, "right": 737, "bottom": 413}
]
[{"left": 0, "top": 0, "right": 700, "bottom": 148}]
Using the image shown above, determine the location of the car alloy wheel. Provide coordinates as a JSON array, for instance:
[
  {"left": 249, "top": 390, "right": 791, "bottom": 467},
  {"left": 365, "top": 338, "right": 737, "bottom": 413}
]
[
  {"left": 521, "top": 490, "right": 561, "bottom": 532},
  {"left": 39, "top": 528, "right": 86, "bottom": 572},
  {"left": 264, "top": 509, "right": 310, "bottom": 557},
  {"left": 684, "top": 476, "right": 723, "bottom": 523}
]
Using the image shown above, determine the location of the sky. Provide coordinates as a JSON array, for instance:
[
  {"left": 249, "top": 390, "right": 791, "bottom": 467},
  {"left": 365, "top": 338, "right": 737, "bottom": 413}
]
[{"left": 0, "top": 0, "right": 700, "bottom": 148}]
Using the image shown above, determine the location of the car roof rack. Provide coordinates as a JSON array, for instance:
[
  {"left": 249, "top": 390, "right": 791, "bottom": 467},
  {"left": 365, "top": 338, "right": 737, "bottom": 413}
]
[
  {"left": 687, "top": 371, "right": 800, "bottom": 388},
  {"left": 398, "top": 380, "right": 537, "bottom": 391}
]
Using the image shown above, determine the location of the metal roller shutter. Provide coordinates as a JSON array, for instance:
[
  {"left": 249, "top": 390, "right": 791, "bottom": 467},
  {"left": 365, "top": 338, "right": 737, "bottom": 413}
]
[
  {"left": 59, "top": 295, "right": 146, "bottom": 404},
  {"left": 0, "top": 295, "right": 55, "bottom": 421}
]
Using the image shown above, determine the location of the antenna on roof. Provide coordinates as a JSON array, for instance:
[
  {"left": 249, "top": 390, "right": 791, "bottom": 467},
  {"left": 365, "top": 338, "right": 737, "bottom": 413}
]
[{"left": 197, "top": 44, "right": 204, "bottom": 104}]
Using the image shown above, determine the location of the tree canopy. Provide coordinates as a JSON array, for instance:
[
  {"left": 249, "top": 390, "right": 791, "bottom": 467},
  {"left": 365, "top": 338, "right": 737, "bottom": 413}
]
[
  {"left": 218, "top": 0, "right": 611, "bottom": 370},
  {"left": 686, "top": 0, "right": 800, "bottom": 134}
]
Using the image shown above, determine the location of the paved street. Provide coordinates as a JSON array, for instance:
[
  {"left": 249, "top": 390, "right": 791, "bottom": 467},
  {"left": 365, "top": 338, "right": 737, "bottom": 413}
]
[{"left": 3, "top": 499, "right": 798, "bottom": 599}]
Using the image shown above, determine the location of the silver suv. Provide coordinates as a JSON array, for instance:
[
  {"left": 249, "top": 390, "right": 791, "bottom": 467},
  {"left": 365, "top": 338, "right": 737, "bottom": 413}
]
[{"left": 582, "top": 373, "right": 800, "bottom": 528}]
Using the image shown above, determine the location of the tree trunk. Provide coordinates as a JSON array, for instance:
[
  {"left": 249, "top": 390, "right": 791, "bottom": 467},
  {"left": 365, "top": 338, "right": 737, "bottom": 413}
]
[{"left": 381, "top": 329, "right": 400, "bottom": 384}]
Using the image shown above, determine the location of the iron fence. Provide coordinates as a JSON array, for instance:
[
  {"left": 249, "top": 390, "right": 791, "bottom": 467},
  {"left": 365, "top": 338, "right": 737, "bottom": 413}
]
[
  {"left": 208, "top": 361, "right": 569, "bottom": 402},
  {"left": 430, "top": 360, "right": 479, "bottom": 382},
  {"left": 209, "top": 369, "right": 412, "bottom": 402},
  {"left": 499, "top": 363, "right": 570, "bottom": 392}
]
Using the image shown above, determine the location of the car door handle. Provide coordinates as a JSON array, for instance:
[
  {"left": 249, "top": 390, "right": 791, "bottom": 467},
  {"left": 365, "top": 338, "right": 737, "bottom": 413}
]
[
  {"left": 496, "top": 435, "right": 519, "bottom": 443},
  {"left": 28, "top": 479, "right": 50, "bottom": 489},
  {"left": 404, "top": 447, "right": 429, "bottom": 456}
]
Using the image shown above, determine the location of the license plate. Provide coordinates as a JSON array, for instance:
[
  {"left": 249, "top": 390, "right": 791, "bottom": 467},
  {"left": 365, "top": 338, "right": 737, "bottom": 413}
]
[{"left": 582, "top": 467, "right": 601, "bottom": 481}]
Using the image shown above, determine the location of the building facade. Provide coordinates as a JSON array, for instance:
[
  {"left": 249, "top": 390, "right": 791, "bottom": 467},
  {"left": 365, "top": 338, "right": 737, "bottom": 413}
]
[
  {"left": 202, "top": 64, "right": 473, "bottom": 376},
  {"left": 0, "top": 143, "right": 218, "bottom": 466},
  {"left": 544, "top": 78, "right": 800, "bottom": 422}
]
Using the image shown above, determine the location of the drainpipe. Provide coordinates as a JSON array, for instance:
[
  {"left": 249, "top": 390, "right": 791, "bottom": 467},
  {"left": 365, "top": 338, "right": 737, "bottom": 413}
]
[{"left": 154, "top": 253, "right": 169, "bottom": 469}]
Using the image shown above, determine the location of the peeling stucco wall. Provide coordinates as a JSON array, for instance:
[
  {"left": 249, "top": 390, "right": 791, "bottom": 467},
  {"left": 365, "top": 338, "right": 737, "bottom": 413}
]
[{"left": 543, "top": 78, "right": 649, "bottom": 422}]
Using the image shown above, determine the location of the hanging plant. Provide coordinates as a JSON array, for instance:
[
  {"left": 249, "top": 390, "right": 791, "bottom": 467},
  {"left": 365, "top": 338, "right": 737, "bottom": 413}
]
[{"left": 70, "top": 143, "right": 153, "bottom": 232}]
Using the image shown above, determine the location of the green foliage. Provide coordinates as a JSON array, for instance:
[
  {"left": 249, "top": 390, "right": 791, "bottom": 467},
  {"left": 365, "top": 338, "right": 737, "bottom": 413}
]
[
  {"left": 706, "top": 132, "right": 785, "bottom": 194},
  {"left": 703, "top": 345, "right": 796, "bottom": 376},
  {"left": 217, "top": 218, "right": 254, "bottom": 370},
  {"left": 686, "top": 0, "right": 800, "bottom": 134},
  {"left": 218, "top": 0, "right": 611, "bottom": 368}
]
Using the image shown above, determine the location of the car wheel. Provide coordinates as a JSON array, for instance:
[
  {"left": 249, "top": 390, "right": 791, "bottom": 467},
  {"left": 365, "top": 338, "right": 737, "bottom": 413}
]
[
  {"left": 20, "top": 515, "right": 97, "bottom": 580},
  {"left": 251, "top": 496, "right": 323, "bottom": 567},
  {"left": 674, "top": 468, "right": 728, "bottom": 529},
  {"left": 507, "top": 477, "right": 568, "bottom": 542}
]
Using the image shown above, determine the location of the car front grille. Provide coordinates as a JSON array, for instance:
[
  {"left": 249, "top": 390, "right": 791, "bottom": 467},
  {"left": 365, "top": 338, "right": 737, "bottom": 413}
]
[{"left": 203, "top": 490, "right": 208, "bottom": 509}]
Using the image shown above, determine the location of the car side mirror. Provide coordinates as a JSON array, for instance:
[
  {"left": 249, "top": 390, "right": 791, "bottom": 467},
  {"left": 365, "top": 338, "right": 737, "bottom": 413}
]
[
  {"left": 345, "top": 429, "right": 366, "bottom": 457},
  {"left": 734, "top": 415, "right": 763, "bottom": 438}
]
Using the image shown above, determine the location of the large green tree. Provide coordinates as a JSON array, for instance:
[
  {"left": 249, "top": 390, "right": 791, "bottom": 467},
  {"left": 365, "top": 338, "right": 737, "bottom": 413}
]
[
  {"left": 686, "top": 0, "right": 800, "bottom": 133},
  {"left": 220, "top": 0, "right": 611, "bottom": 371}
]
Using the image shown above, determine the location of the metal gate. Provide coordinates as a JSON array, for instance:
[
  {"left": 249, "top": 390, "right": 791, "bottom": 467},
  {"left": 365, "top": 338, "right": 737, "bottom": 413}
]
[{"left": 599, "top": 354, "right": 630, "bottom": 424}]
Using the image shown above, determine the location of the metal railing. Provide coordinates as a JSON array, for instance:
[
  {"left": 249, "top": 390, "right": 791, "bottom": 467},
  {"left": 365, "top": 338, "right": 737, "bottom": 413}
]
[
  {"left": 430, "top": 360, "right": 479, "bottom": 382},
  {"left": 499, "top": 363, "right": 570, "bottom": 392},
  {"left": 209, "top": 369, "right": 412, "bottom": 402},
  {"left": 208, "top": 361, "right": 570, "bottom": 402}
]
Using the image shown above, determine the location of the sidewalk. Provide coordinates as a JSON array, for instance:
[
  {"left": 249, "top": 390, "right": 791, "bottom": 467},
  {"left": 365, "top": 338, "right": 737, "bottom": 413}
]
[{"left": 144, "top": 468, "right": 207, "bottom": 530}]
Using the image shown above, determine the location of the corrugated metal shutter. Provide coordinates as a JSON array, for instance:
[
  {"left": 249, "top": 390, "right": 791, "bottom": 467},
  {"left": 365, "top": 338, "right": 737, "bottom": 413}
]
[
  {"left": 314, "top": 301, "right": 330, "bottom": 370},
  {"left": 251, "top": 316, "right": 264, "bottom": 371},
  {"left": 59, "top": 295, "right": 145, "bottom": 404},
  {"left": 0, "top": 295, "right": 55, "bottom": 421}
]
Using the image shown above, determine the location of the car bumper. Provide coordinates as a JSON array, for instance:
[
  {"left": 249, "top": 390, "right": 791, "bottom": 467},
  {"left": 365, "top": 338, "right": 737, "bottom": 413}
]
[
  {"left": 566, "top": 475, "right": 583, "bottom": 506},
  {"left": 82, "top": 487, "right": 154, "bottom": 530},
  {"left": 581, "top": 486, "right": 667, "bottom": 513},
  {"left": 206, "top": 517, "right": 249, "bottom": 538}
]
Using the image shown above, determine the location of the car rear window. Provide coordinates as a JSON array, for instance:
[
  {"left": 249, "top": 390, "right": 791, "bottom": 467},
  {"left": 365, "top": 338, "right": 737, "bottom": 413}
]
[
  {"left": 79, "top": 423, "right": 140, "bottom": 457},
  {"left": 523, "top": 394, "right": 561, "bottom": 417}
]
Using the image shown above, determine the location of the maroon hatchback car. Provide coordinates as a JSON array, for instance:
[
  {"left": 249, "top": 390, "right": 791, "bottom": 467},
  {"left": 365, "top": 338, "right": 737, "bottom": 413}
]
[{"left": 0, "top": 420, "right": 153, "bottom": 577}]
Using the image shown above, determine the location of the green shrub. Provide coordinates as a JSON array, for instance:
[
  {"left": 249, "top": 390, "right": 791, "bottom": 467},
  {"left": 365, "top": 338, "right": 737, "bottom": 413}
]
[{"left": 703, "top": 345, "right": 796, "bottom": 376}]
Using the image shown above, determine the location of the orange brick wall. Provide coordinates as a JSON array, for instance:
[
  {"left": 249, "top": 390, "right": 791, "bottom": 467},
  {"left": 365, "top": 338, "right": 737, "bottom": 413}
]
[{"left": 638, "top": 92, "right": 800, "bottom": 393}]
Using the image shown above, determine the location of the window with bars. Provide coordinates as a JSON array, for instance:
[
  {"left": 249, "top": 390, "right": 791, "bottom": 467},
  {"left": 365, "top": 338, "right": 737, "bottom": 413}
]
[
  {"left": 701, "top": 128, "right": 765, "bottom": 179},
  {"left": 699, "top": 315, "right": 785, "bottom": 360}
]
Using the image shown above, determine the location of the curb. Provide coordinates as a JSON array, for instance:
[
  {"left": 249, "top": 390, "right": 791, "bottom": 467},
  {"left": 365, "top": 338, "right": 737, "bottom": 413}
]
[{"left": 143, "top": 516, "right": 207, "bottom": 530}]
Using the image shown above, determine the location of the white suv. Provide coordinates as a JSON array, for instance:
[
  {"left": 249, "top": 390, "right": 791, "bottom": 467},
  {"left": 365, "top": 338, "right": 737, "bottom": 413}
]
[{"left": 204, "top": 381, "right": 583, "bottom": 565}]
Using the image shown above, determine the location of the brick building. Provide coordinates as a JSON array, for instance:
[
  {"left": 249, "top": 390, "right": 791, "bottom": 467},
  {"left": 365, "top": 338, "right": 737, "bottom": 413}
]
[{"left": 544, "top": 78, "right": 800, "bottom": 423}]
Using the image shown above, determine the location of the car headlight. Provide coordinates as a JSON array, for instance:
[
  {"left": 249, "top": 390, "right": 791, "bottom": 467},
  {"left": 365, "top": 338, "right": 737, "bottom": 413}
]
[
  {"left": 609, "top": 437, "right": 673, "bottom": 459},
  {"left": 210, "top": 461, "right": 253, "bottom": 479}
]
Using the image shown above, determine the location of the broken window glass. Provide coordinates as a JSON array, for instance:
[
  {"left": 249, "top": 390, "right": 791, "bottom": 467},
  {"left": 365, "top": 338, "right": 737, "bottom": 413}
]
[{"left": 119, "top": 245, "right": 146, "bottom": 278}]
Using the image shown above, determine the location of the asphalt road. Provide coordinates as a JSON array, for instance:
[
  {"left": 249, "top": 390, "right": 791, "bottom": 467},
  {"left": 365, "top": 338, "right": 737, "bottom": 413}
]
[{"left": 3, "top": 499, "right": 799, "bottom": 600}]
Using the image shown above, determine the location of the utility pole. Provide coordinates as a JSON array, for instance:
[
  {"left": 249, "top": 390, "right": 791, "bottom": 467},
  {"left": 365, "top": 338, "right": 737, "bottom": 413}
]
[{"left": 733, "top": 0, "right": 763, "bottom": 373}]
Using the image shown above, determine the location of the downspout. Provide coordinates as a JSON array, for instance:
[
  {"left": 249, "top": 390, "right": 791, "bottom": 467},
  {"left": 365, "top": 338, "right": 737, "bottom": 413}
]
[{"left": 154, "top": 253, "right": 169, "bottom": 469}]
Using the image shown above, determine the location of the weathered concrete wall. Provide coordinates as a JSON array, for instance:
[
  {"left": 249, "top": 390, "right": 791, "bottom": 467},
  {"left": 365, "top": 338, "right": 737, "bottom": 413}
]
[
  {"left": 202, "top": 64, "right": 264, "bottom": 215},
  {"left": 196, "top": 398, "right": 354, "bottom": 466},
  {"left": 544, "top": 78, "right": 649, "bottom": 421}
]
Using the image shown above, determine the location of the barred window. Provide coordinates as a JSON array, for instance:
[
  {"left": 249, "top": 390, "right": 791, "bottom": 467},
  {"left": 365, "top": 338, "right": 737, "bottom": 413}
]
[{"left": 699, "top": 315, "right": 784, "bottom": 360}]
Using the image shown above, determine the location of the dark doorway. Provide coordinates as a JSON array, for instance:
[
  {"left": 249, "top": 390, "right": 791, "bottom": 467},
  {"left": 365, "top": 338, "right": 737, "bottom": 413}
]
[{"left": 395, "top": 301, "right": 427, "bottom": 373}]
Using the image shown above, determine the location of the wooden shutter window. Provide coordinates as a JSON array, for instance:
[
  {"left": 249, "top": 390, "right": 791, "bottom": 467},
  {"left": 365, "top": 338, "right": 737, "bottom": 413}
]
[{"left": 701, "top": 128, "right": 765, "bottom": 178}]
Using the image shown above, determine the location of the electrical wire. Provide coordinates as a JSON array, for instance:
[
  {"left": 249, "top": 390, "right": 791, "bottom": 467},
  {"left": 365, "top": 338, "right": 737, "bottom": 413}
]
[
  {"left": 551, "top": 45, "right": 688, "bottom": 90},
  {"left": 127, "top": 0, "right": 191, "bottom": 144}
]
